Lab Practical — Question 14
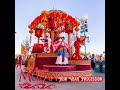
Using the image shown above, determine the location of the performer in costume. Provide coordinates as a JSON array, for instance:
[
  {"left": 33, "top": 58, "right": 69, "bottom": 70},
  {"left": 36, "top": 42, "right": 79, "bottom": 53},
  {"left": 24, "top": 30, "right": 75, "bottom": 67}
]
[
  {"left": 53, "top": 37, "right": 69, "bottom": 65},
  {"left": 41, "top": 35, "right": 51, "bottom": 53}
]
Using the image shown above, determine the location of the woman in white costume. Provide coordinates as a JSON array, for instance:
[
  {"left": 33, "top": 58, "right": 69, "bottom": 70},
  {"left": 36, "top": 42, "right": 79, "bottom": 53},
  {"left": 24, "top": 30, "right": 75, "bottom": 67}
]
[{"left": 53, "top": 37, "right": 69, "bottom": 65}]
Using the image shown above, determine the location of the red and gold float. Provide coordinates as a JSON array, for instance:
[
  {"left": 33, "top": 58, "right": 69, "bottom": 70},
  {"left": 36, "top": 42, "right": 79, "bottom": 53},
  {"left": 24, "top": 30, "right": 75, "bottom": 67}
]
[{"left": 25, "top": 9, "right": 91, "bottom": 81}]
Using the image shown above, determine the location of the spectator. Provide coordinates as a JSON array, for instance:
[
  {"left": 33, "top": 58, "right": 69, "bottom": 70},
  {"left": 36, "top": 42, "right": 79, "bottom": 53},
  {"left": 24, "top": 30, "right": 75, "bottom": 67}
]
[
  {"left": 91, "top": 54, "right": 96, "bottom": 70},
  {"left": 98, "top": 54, "right": 103, "bottom": 62},
  {"left": 95, "top": 55, "right": 99, "bottom": 63}
]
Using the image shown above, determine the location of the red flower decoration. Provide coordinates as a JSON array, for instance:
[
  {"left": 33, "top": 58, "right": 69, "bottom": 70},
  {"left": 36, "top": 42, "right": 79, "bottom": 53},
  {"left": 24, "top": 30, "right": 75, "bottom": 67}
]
[
  {"left": 67, "top": 15, "right": 72, "bottom": 20},
  {"left": 55, "top": 12, "right": 60, "bottom": 17},
  {"left": 38, "top": 15, "right": 43, "bottom": 20},
  {"left": 49, "top": 12, "right": 54, "bottom": 18},
  {"left": 62, "top": 13, "right": 67, "bottom": 19}
]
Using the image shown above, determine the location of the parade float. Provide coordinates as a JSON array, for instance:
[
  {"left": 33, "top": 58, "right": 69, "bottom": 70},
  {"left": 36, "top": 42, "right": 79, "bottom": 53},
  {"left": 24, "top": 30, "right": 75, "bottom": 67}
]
[{"left": 24, "top": 9, "right": 91, "bottom": 81}]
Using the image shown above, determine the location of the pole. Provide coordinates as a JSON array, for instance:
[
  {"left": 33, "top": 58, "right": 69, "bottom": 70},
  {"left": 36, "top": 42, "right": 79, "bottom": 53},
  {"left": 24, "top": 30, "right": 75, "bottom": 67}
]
[
  {"left": 84, "top": 30, "right": 86, "bottom": 57},
  {"left": 68, "top": 33, "right": 71, "bottom": 48},
  {"left": 50, "top": 30, "right": 54, "bottom": 52}
]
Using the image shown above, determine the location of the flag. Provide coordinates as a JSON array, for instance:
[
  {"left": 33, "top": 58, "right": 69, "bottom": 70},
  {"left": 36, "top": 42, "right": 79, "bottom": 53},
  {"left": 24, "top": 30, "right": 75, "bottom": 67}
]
[{"left": 21, "top": 44, "right": 27, "bottom": 55}]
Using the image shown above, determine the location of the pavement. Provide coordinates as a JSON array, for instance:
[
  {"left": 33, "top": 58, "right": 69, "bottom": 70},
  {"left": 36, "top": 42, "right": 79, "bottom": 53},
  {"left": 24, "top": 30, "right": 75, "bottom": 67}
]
[{"left": 15, "top": 66, "right": 105, "bottom": 90}]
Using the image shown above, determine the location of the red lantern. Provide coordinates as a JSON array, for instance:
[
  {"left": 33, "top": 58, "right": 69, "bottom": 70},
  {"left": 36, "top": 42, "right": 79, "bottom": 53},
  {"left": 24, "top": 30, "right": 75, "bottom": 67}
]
[
  {"left": 38, "top": 15, "right": 43, "bottom": 20},
  {"left": 67, "top": 15, "right": 72, "bottom": 20},
  {"left": 56, "top": 12, "right": 60, "bottom": 17},
  {"left": 34, "top": 18, "right": 38, "bottom": 23},
  {"left": 74, "top": 20, "right": 77, "bottom": 25},
  {"left": 62, "top": 13, "right": 67, "bottom": 19},
  {"left": 70, "top": 18, "right": 75, "bottom": 22},
  {"left": 47, "top": 17, "right": 56, "bottom": 30},
  {"left": 59, "top": 22, "right": 65, "bottom": 27},
  {"left": 65, "top": 23, "right": 73, "bottom": 34},
  {"left": 35, "top": 28, "right": 42, "bottom": 38},
  {"left": 49, "top": 12, "right": 54, "bottom": 18}
]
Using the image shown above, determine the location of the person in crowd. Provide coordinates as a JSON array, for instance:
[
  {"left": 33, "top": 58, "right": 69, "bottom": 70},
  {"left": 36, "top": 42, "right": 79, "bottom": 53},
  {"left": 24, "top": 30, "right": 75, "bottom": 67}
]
[
  {"left": 103, "top": 55, "right": 105, "bottom": 61},
  {"left": 91, "top": 54, "right": 96, "bottom": 70},
  {"left": 95, "top": 55, "right": 100, "bottom": 63},
  {"left": 97, "top": 54, "right": 103, "bottom": 62}
]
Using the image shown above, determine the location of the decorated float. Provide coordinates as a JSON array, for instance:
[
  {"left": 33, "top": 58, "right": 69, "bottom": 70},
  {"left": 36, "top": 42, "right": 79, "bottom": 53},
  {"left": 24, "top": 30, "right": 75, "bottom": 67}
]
[{"left": 24, "top": 9, "right": 91, "bottom": 81}]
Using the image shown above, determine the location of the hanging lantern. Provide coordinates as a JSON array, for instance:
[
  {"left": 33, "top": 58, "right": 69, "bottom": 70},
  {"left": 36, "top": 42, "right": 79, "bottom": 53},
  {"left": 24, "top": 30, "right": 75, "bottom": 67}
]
[
  {"left": 67, "top": 15, "right": 72, "bottom": 20},
  {"left": 73, "top": 20, "right": 77, "bottom": 27},
  {"left": 49, "top": 12, "right": 54, "bottom": 18},
  {"left": 70, "top": 18, "right": 75, "bottom": 23},
  {"left": 77, "top": 21, "right": 80, "bottom": 26},
  {"left": 75, "top": 26, "right": 79, "bottom": 32},
  {"left": 74, "top": 20, "right": 77, "bottom": 24},
  {"left": 62, "top": 13, "right": 67, "bottom": 19},
  {"left": 47, "top": 19, "right": 55, "bottom": 30},
  {"left": 35, "top": 28, "right": 42, "bottom": 38},
  {"left": 65, "top": 22, "right": 73, "bottom": 34},
  {"left": 55, "top": 12, "right": 60, "bottom": 18}
]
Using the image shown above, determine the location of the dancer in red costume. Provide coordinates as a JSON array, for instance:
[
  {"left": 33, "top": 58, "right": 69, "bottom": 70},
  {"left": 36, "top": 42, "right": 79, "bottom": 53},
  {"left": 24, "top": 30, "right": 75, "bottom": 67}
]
[{"left": 72, "top": 36, "right": 85, "bottom": 60}]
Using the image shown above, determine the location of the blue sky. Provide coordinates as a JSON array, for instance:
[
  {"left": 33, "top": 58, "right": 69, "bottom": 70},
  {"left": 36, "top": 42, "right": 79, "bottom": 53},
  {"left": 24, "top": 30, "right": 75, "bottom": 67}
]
[{"left": 15, "top": 0, "right": 105, "bottom": 54}]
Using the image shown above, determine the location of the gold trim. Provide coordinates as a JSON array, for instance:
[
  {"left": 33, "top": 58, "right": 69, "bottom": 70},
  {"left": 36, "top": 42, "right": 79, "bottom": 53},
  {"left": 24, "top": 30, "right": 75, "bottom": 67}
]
[
  {"left": 37, "top": 70, "right": 92, "bottom": 79},
  {"left": 36, "top": 53, "right": 58, "bottom": 58},
  {"left": 69, "top": 60, "right": 91, "bottom": 65}
]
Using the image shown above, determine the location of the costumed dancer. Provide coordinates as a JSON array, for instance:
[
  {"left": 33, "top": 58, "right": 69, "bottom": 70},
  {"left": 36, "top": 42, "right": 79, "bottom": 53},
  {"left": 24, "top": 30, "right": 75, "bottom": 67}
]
[
  {"left": 72, "top": 37, "right": 82, "bottom": 60},
  {"left": 53, "top": 37, "right": 69, "bottom": 65},
  {"left": 41, "top": 35, "right": 51, "bottom": 53}
]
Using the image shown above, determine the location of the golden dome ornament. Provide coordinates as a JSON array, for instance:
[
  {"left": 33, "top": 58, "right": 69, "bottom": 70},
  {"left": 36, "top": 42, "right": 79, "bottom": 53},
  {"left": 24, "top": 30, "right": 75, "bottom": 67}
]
[{"left": 41, "top": 10, "right": 49, "bottom": 17}]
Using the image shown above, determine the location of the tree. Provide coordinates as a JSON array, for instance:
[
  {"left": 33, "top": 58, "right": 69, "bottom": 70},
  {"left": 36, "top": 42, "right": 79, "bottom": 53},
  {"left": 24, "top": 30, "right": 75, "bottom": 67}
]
[{"left": 22, "top": 36, "right": 30, "bottom": 54}]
